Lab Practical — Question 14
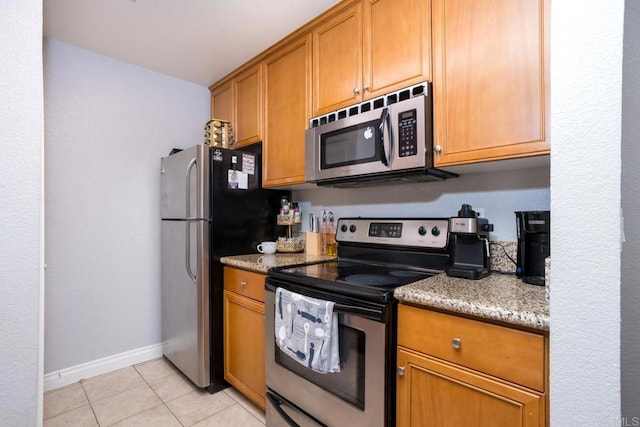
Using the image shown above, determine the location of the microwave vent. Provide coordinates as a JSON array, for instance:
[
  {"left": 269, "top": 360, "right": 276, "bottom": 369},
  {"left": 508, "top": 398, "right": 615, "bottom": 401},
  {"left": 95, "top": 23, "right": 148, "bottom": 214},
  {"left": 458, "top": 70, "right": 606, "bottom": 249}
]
[{"left": 309, "top": 82, "right": 430, "bottom": 128}]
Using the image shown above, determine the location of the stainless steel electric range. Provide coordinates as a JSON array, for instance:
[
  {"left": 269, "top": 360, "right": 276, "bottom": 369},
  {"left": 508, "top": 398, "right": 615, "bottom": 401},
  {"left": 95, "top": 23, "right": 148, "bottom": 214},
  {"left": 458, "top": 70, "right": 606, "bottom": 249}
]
[{"left": 265, "top": 217, "right": 451, "bottom": 427}]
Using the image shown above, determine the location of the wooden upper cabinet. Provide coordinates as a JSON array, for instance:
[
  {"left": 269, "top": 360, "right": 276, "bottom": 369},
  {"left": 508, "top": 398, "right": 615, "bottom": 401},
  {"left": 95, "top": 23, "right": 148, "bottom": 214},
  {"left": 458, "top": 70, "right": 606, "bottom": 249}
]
[
  {"left": 233, "top": 63, "right": 263, "bottom": 147},
  {"left": 363, "top": 0, "right": 431, "bottom": 99},
  {"left": 432, "top": 0, "right": 550, "bottom": 166},
  {"left": 312, "top": 3, "right": 362, "bottom": 116},
  {"left": 210, "top": 80, "right": 233, "bottom": 123},
  {"left": 312, "top": 0, "right": 432, "bottom": 116},
  {"left": 209, "top": 63, "right": 263, "bottom": 148},
  {"left": 263, "top": 34, "right": 312, "bottom": 187}
]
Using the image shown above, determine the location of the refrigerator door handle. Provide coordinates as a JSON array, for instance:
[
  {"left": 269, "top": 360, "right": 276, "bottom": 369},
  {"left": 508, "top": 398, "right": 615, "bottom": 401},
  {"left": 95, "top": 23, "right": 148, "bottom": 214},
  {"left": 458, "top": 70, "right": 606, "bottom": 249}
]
[
  {"left": 185, "top": 157, "right": 197, "bottom": 219},
  {"left": 185, "top": 221, "right": 197, "bottom": 282}
]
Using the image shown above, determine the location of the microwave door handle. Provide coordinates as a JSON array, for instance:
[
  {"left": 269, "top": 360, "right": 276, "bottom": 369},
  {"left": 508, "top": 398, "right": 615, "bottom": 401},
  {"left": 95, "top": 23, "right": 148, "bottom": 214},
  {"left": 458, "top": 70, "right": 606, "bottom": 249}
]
[{"left": 378, "top": 107, "right": 390, "bottom": 166}]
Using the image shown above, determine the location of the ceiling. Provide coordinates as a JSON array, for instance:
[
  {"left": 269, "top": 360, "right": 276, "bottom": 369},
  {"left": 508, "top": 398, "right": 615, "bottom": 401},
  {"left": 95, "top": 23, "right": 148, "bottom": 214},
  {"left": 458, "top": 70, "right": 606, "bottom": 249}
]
[{"left": 44, "top": 0, "right": 341, "bottom": 87}]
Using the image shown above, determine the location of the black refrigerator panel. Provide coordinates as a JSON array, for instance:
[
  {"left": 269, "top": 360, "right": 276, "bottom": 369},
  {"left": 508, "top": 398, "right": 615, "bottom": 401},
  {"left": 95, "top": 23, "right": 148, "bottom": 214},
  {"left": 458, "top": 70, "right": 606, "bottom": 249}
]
[{"left": 210, "top": 143, "right": 290, "bottom": 259}]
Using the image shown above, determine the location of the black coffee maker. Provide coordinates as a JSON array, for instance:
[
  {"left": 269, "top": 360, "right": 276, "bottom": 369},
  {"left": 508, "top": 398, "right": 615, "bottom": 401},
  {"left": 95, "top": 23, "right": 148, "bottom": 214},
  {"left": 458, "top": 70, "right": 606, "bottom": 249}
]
[
  {"left": 515, "top": 211, "right": 550, "bottom": 285},
  {"left": 447, "top": 204, "right": 494, "bottom": 280}
]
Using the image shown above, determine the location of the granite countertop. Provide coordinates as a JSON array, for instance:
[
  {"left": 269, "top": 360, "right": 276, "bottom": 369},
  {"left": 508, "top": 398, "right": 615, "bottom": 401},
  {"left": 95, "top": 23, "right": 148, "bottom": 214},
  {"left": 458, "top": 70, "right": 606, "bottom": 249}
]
[
  {"left": 222, "top": 250, "right": 549, "bottom": 332},
  {"left": 394, "top": 273, "right": 549, "bottom": 332},
  {"left": 219, "top": 253, "right": 333, "bottom": 274}
]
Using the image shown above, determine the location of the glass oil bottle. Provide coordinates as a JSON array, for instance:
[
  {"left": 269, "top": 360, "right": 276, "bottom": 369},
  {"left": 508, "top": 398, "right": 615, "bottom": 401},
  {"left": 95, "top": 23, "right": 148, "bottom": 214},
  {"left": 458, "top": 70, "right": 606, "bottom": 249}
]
[{"left": 322, "top": 210, "right": 337, "bottom": 257}]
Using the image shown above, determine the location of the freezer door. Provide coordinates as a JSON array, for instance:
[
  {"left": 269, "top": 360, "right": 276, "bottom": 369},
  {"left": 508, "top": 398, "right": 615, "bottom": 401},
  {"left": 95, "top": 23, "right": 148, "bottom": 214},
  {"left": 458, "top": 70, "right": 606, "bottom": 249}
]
[
  {"left": 161, "top": 145, "right": 210, "bottom": 220},
  {"left": 161, "top": 219, "right": 210, "bottom": 388}
]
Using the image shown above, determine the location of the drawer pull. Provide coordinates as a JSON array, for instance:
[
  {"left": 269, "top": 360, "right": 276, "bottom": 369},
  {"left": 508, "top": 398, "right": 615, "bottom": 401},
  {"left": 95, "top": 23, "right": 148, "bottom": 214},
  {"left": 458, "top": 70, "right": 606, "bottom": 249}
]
[
  {"left": 451, "top": 337, "right": 462, "bottom": 350},
  {"left": 240, "top": 281, "right": 247, "bottom": 287},
  {"left": 397, "top": 366, "right": 405, "bottom": 376}
]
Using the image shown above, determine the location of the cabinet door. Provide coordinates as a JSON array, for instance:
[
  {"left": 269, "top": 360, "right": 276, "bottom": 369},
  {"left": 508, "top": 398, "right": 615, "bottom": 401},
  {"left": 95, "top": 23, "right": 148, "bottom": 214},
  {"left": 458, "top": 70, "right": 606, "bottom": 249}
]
[
  {"left": 397, "top": 348, "right": 544, "bottom": 427},
  {"left": 362, "top": 0, "right": 431, "bottom": 99},
  {"left": 233, "top": 63, "right": 263, "bottom": 147},
  {"left": 312, "top": 2, "right": 362, "bottom": 116},
  {"left": 223, "top": 290, "right": 266, "bottom": 409},
  {"left": 432, "top": 0, "right": 550, "bottom": 166},
  {"left": 210, "top": 80, "right": 233, "bottom": 122},
  {"left": 263, "top": 34, "right": 312, "bottom": 187}
]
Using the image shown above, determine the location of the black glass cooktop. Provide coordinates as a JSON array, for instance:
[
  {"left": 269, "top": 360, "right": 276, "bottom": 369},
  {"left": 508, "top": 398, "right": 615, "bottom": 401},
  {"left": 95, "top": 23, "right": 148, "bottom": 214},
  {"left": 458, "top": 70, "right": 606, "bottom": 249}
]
[{"left": 269, "top": 260, "right": 437, "bottom": 302}]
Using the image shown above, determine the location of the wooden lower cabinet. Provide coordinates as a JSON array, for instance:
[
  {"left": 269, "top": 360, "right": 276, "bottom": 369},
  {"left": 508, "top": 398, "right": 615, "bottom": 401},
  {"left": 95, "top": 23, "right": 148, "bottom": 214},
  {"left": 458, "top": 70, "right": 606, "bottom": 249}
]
[
  {"left": 223, "top": 267, "right": 266, "bottom": 409},
  {"left": 397, "top": 304, "right": 547, "bottom": 426},
  {"left": 397, "top": 348, "right": 543, "bottom": 427}
]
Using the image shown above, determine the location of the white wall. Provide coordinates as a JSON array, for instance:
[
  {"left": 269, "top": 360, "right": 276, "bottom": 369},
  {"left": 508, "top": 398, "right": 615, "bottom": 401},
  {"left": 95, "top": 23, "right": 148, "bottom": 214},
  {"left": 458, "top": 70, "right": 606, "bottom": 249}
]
[
  {"left": 293, "top": 167, "right": 550, "bottom": 242},
  {"left": 0, "top": 1, "right": 44, "bottom": 425},
  {"left": 621, "top": 0, "right": 640, "bottom": 419},
  {"left": 44, "top": 39, "right": 210, "bottom": 373},
  {"left": 550, "top": 0, "right": 623, "bottom": 425}
]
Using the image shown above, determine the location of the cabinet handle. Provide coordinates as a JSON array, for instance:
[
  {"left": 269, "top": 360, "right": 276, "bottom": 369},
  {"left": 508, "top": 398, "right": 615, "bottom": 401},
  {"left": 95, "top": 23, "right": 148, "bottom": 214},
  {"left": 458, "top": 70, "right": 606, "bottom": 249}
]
[
  {"left": 434, "top": 144, "right": 442, "bottom": 153},
  {"left": 451, "top": 337, "right": 462, "bottom": 350},
  {"left": 397, "top": 366, "right": 405, "bottom": 376},
  {"left": 240, "top": 281, "right": 247, "bottom": 287},
  {"left": 353, "top": 87, "right": 360, "bottom": 95},
  {"left": 364, "top": 85, "right": 370, "bottom": 92}
]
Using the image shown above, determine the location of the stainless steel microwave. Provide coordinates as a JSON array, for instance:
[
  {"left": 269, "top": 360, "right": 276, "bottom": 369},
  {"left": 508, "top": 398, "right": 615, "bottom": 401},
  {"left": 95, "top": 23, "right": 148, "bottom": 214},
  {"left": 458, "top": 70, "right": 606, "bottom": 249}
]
[{"left": 305, "top": 83, "right": 457, "bottom": 187}]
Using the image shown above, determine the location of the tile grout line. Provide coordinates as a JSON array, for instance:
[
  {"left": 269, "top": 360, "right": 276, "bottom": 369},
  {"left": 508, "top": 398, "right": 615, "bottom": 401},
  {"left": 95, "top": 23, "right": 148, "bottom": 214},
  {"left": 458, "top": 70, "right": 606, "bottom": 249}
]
[
  {"left": 78, "top": 379, "right": 101, "bottom": 426},
  {"left": 243, "top": 404, "right": 267, "bottom": 425},
  {"left": 42, "top": 383, "right": 90, "bottom": 423},
  {"left": 133, "top": 360, "right": 248, "bottom": 426},
  {"left": 61, "top": 358, "right": 260, "bottom": 427},
  {"left": 132, "top": 361, "right": 188, "bottom": 427},
  {"left": 222, "top": 388, "right": 266, "bottom": 425}
]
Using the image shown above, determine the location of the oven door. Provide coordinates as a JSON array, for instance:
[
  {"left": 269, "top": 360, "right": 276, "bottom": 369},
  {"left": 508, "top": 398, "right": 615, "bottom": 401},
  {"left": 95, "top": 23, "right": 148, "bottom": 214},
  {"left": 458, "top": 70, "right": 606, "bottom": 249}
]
[{"left": 265, "top": 279, "right": 389, "bottom": 427}]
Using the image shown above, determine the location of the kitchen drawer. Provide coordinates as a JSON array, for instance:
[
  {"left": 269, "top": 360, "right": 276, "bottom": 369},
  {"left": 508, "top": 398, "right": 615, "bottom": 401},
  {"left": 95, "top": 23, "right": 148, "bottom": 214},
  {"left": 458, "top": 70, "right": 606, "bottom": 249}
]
[
  {"left": 223, "top": 267, "right": 266, "bottom": 302},
  {"left": 398, "top": 304, "right": 545, "bottom": 392}
]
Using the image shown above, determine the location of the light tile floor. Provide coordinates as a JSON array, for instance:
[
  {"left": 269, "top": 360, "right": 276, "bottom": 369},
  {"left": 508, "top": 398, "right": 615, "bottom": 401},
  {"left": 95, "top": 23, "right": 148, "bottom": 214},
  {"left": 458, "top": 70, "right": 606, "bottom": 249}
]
[{"left": 43, "top": 357, "right": 265, "bottom": 426}]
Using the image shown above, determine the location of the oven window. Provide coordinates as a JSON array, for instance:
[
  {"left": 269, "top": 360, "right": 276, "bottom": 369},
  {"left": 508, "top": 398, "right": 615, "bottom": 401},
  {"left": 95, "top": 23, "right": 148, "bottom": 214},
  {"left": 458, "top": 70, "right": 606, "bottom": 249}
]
[
  {"left": 275, "top": 316, "right": 366, "bottom": 410},
  {"left": 320, "top": 120, "right": 381, "bottom": 169}
]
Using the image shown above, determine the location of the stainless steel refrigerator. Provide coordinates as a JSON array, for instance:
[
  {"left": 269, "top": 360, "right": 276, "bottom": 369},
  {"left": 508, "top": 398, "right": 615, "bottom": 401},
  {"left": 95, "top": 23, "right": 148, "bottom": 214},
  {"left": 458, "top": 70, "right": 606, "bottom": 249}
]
[{"left": 160, "top": 143, "right": 287, "bottom": 391}]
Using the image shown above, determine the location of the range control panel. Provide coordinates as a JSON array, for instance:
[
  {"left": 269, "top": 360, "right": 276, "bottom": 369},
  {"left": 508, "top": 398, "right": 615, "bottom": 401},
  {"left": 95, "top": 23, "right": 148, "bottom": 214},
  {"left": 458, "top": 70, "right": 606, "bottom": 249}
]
[{"left": 336, "top": 218, "right": 449, "bottom": 249}]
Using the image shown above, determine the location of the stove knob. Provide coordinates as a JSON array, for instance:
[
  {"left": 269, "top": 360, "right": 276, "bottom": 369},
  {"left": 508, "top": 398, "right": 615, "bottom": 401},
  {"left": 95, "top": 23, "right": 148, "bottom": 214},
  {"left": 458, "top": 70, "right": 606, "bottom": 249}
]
[
  {"left": 341, "top": 224, "right": 348, "bottom": 232},
  {"left": 431, "top": 226, "right": 441, "bottom": 236},
  {"left": 349, "top": 224, "right": 357, "bottom": 233},
  {"left": 418, "top": 226, "right": 427, "bottom": 236}
]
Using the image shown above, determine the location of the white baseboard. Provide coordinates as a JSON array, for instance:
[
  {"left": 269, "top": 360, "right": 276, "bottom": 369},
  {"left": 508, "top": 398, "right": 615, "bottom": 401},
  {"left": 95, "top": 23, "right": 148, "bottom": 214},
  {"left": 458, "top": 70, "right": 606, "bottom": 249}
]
[{"left": 43, "top": 343, "right": 163, "bottom": 392}]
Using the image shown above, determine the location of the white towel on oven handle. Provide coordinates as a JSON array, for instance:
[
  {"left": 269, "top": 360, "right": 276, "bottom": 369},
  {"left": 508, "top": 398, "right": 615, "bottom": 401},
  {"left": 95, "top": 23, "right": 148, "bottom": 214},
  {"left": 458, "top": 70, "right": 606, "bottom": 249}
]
[{"left": 275, "top": 287, "right": 340, "bottom": 373}]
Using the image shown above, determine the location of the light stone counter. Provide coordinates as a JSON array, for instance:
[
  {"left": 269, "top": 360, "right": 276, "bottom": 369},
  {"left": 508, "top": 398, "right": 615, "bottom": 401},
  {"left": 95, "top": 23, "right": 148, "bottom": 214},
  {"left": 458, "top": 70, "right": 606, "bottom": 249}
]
[
  {"left": 219, "top": 253, "right": 333, "bottom": 274},
  {"left": 394, "top": 273, "right": 549, "bottom": 331}
]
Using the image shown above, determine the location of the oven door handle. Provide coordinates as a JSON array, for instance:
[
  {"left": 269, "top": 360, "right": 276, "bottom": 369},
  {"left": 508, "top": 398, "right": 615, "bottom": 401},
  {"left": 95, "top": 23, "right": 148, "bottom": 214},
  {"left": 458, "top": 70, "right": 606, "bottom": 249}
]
[
  {"left": 334, "top": 303, "right": 383, "bottom": 318},
  {"left": 266, "top": 281, "right": 386, "bottom": 321}
]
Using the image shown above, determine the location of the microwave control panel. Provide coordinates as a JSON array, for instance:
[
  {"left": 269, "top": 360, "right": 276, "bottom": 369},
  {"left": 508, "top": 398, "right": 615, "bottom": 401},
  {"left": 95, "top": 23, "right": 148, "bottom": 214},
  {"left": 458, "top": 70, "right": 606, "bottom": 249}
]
[{"left": 398, "top": 109, "right": 418, "bottom": 157}]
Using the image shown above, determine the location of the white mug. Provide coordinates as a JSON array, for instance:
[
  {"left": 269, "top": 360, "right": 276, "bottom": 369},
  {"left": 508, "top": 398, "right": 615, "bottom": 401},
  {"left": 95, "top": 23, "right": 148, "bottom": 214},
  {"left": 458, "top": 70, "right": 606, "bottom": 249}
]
[{"left": 257, "top": 241, "right": 277, "bottom": 254}]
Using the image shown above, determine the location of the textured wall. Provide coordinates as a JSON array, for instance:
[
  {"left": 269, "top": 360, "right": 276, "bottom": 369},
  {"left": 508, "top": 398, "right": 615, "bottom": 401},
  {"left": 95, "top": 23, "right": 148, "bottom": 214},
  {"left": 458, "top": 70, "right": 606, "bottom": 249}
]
[
  {"left": 293, "top": 167, "right": 550, "bottom": 242},
  {"left": 44, "top": 39, "right": 210, "bottom": 372},
  {"left": 621, "top": 0, "right": 640, "bottom": 419},
  {"left": 0, "top": 1, "right": 44, "bottom": 424},
  {"left": 550, "top": 0, "right": 623, "bottom": 425}
]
